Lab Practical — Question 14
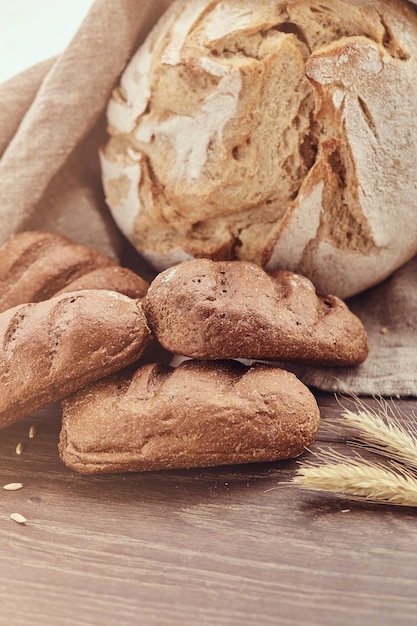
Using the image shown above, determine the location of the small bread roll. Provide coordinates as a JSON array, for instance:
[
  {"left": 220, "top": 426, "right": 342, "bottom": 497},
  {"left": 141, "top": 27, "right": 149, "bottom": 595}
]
[
  {"left": 59, "top": 360, "right": 320, "bottom": 474},
  {"left": 100, "top": 0, "right": 417, "bottom": 298},
  {"left": 0, "top": 231, "right": 148, "bottom": 312},
  {"left": 0, "top": 231, "right": 112, "bottom": 311},
  {"left": 0, "top": 290, "right": 151, "bottom": 429},
  {"left": 143, "top": 259, "right": 369, "bottom": 365},
  {"left": 54, "top": 266, "right": 149, "bottom": 300}
]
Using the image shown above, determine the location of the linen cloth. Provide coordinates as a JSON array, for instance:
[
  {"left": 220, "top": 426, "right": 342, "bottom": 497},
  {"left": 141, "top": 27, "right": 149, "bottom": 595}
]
[{"left": 0, "top": 0, "right": 416, "bottom": 396}]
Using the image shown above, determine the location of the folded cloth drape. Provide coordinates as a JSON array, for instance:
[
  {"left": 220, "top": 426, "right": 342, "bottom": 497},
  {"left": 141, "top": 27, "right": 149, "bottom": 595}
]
[
  {"left": 0, "top": 0, "right": 416, "bottom": 396},
  {"left": 0, "top": 0, "right": 172, "bottom": 257}
]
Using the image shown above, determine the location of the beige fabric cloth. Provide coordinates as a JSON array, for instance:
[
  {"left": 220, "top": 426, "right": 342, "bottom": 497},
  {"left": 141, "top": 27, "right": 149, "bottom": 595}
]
[
  {"left": 0, "top": 0, "right": 416, "bottom": 396},
  {"left": 0, "top": 0, "right": 172, "bottom": 258}
]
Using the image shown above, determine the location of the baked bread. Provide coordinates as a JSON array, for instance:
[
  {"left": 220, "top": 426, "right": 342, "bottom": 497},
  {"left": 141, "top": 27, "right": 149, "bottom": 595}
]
[
  {"left": 143, "top": 259, "right": 369, "bottom": 365},
  {"left": 59, "top": 360, "right": 320, "bottom": 474},
  {"left": 0, "top": 290, "right": 151, "bottom": 429},
  {"left": 0, "top": 231, "right": 148, "bottom": 312},
  {"left": 101, "top": 0, "right": 417, "bottom": 298},
  {"left": 54, "top": 266, "right": 149, "bottom": 300}
]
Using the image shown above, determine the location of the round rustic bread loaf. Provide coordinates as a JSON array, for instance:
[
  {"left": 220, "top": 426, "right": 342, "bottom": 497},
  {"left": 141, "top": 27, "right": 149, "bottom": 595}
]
[{"left": 100, "top": 0, "right": 417, "bottom": 298}]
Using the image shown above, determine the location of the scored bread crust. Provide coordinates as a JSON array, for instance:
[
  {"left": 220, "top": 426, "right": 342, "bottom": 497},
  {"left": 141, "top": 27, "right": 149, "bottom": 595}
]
[
  {"left": 101, "top": 0, "right": 417, "bottom": 298},
  {"left": 54, "top": 266, "right": 149, "bottom": 300},
  {"left": 0, "top": 231, "right": 114, "bottom": 311},
  {"left": 143, "top": 259, "right": 369, "bottom": 365},
  {"left": 0, "top": 290, "right": 152, "bottom": 429},
  {"left": 0, "top": 231, "right": 149, "bottom": 312},
  {"left": 59, "top": 360, "right": 321, "bottom": 474}
]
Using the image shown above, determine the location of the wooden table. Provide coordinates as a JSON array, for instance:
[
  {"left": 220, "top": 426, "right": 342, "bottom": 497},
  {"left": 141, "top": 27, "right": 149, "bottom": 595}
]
[{"left": 1, "top": 392, "right": 417, "bottom": 626}]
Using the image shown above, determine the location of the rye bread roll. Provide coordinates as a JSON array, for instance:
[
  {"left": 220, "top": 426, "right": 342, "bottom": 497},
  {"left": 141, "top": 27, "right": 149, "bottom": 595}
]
[
  {"left": 0, "top": 290, "right": 151, "bottom": 429},
  {"left": 54, "top": 265, "right": 149, "bottom": 300},
  {"left": 0, "top": 231, "right": 149, "bottom": 312},
  {"left": 59, "top": 360, "right": 320, "bottom": 474},
  {"left": 143, "top": 259, "right": 369, "bottom": 365},
  {"left": 100, "top": 0, "right": 417, "bottom": 298}
]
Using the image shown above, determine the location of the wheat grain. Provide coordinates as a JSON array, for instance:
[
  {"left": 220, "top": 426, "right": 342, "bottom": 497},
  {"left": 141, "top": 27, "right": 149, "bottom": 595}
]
[
  {"left": 28, "top": 425, "right": 37, "bottom": 439},
  {"left": 294, "top": 452, "right": 417, "bottom": 506},
  {"left": 10, "top": 513, "right": 26, "bottom": 524},
  {"left": 15, "top": 442, "right": 24, "bottom": 455},
  {"left": 3, "top": 483, "right": 23, "bottom": 491}
]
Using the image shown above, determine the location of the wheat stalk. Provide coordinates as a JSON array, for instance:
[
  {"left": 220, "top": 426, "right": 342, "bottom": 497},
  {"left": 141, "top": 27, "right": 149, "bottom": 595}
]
[
  {"left": 294, "top": 451, "right": 417, "bottom": 506},
  {"left": 293, "top": 396, "right": 417, "bottom": 506},
  {"left": 338, "top": 396, "right": 417, "bottom": 472}
]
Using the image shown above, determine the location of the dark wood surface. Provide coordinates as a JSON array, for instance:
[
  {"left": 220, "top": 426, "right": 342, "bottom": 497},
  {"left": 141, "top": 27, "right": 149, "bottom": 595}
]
[{"left": 1, "top": 392, "right": 417, "bottom": 626}]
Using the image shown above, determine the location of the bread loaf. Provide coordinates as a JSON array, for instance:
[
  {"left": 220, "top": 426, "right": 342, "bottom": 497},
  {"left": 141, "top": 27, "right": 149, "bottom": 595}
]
[
  {"left": 0, "top": 231, "right": 148, "bottom": 312},
  {"left": 59, "top": 360, "right": 320, "bottom": 474},
  {"left": 100, "top": 0, "right": 417, "bottom": 298},
  {"left": 0, "top": 290, "right": 151, "bottom": 429},
  {"left": 143, "top": 259, "right": 368, "bottom": 365},
  {"left": 54, "top": 266, "right": 149, "bottom": 300}
]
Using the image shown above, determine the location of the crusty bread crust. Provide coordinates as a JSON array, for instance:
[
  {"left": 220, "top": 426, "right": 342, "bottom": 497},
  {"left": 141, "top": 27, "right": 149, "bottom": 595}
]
[
  {"left": 54, "top": 265, "right": 149, "bottom": 300},
  {"left": 144, "top": 259, "right": 369, "bottom": 365},
  {"left": 101, "top": 0, "right": 417, "bottom": 297},
  {"left": 0, "top": 231, "right": 114, "bottom": 311},
  {"left": 59, "top": 360, "right": 320, "bottom": 473},
  {"left": 0, "top": 290, "right": 151, "bottom": 429},
  {"left": 0, "top": 231, "right": 149, "bottom": 311}
]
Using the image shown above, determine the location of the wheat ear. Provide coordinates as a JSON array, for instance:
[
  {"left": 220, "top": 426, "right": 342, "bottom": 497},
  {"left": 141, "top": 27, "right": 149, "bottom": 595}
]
[
  {"left": 293, "top": 451, "right": 417, "bottom": 506},
  {"left": 339, "top": 396, "right": 417, "bottom": 472}
]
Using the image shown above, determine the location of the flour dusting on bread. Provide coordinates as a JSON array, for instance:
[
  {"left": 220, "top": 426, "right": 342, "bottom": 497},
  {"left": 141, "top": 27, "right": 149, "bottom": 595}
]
[{"left": 101, "top": 0, "right": 417, "bottom": 297}]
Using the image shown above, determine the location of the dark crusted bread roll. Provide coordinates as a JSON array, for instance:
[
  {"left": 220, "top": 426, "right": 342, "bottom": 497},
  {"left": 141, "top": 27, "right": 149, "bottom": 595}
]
[
  {"left": 0, "top": 231, "right": 148, "bottom": 312},
  {"left": 54, "top": 265, "right": 149, "bottom": 300},
  {"left": 0, "top": 290, "right": 151, "bottom": 429},
  {"left": 0, "top": 231, "right": 113, "bottom": 311},
  {"left": 59, "top": 360, "right": 320, "bottom": 474},
  {"left": 144, "top": 259, "right": 368, "bottom": 365}
]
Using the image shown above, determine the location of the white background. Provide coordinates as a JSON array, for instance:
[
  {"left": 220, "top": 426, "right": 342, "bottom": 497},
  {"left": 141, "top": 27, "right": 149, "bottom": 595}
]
[
  {"left": 1, "top": 1, "right": 417, "bottom": 85},
  {"left": 0, "top": 0, "right": 95, "bottom": 84}
]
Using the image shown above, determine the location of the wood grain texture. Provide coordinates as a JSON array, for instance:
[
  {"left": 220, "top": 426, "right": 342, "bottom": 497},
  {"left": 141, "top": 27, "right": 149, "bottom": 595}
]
[{"left": 1, "top": 394, "right": 417, "bottom": 626}]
